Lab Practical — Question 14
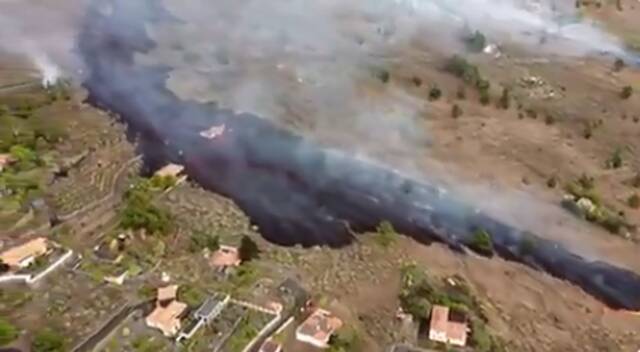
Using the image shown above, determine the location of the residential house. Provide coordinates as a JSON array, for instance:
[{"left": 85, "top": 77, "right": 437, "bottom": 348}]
[
  {"left": 259, "top": 338, "right": 282, "bottom": 352},
  {"left": 210, "top": 245, "right": 241, "bottom": 269},
  {"left": 0, "top": 237, "right": 48, "bottom": 269},
  {"left": 146, "top": 285, "right": 188, "bottom": 337},
  {"left": 295, "top": 308, "right": 343, "bottom": 348},
  {"left": 428, "top": 305, "right": 468, "bottom": 347},
  {"left": 154, "top": 163, "right": 185, "bottom": 178},
  {"left": 146, "top": 300, "right": 188, "bottom": 337},
  {"left": 176, "top": 294, "right": 230, "bottom": 342}
]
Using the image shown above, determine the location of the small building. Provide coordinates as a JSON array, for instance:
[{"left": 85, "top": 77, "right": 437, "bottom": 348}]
[
  {"left": 146, "top": 300, "right": 188, "bottom": 337},
  {"left": 295, "top": 308, "right": 343, "bottom": 348},
  {"left": 154, "top": 163, "right": 185, "bottom": 179},
  {"left": 0, "top": 237, "right": 48, "bottom": 269},
  {"left": 210, "top": 245, "right": 241, "bottom": 269},
  {"left": 428, "top": 305, "right": 468, "bottom": 347},
  {"left": 176, "top": 294, "right": 230, "bottom": 342},
  {"left": 194, "top": 295, "right": 229, "bottom": 323},
  {"left": 259, "top": 338, "right": 282, "bottom": 352}
]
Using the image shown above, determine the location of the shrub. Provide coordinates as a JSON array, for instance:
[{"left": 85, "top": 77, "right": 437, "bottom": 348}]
[
  {"left": 178, "top": 285, "right": 206, "bottom": 308},
  {"left": 9, "top": 145, "right": 41, "bottom": 170},
  {"left": 120, "top": 184, "right": 173, "bottom": 235},
  {"left": 0, "top": 318, "right": 18, "bottom": 346},
  {"left": 239, "top": 235, "right": 260, "bottom": 262},
  {"left": 374, "top": 68, "right": 390, "bottom": 83},
  {"left": 620, "top": 86, "right": 633, "bottom": 99},
  {"left": 605, "top": 148, "right": 623, "bottom": 169},
  {"left": 613, "top": 58, "right": 626, "bottom": 72},
  {"left": 32, "top": 328, "right": 65, "bottom": 352},
  {"left": 328, "top": 329, "right": 360, "bottom": 352},
  {"left": 412, "top": 76, "right": 422, "bottom": 87},
  {"left": 189, "top": 231, "right": 219, "bottom": 252},
  {"left": 545, "top": 114, "right": 555, "bottom": 125},
  {"left": 519, "top": 235, "right": 537, "bottom": 255},
  {"left": 632, "top": 173, "right": 640, "bottom": 188},
  {"left": 451, "top": 104, "right": 463, "bottom": 118},
  {"left": 577, "top": 173, "right": 595, "bottom": 190},
  {"left": 464, "top": 30, "right": 487, "bottom": 52},
  {"left": 149, "top": 174, "right": 177, "bottom": 190},
  {"left": 429, "top": 86, "right": 442, "bottom": 101},
  {"left": 374, "top": 221, "right": 397, "bottom": 248},
  {"left": 456, "top": 85, "right": 467, "bottom": 100},
  {"left": 628, "top": 194, "right": 640, "bottom": 209},
  {"left": 469, "top": 230, "right": 494, "bottom": 257},
  {"left": 445, "top": 56, "right": 482, "bottom": 86},
  {"left": 479, "top": 89, "right": 491, "bottom": 106},
  {"left": 498, "top": 87, "right": 511, "bottom": 109}
]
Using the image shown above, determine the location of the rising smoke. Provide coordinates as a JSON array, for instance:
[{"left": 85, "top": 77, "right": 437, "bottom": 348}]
[
  {"left": 0, "top": 0, "right": 84, "bottom": 86},
  {"left": 60, "top": 0, "right": 640, "bottom": 309},
  {"left": 129, "top": 0, "right": 631, "bottom": 158}
]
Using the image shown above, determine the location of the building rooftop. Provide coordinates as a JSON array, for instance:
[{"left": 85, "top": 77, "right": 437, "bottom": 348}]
[
  {"left": 0, "top": 237, "right": 48, "bottom": 268},
  {"left": 259, "top": 339, "right": 282, "bottom": 352},
  {"left": 146, "top": 300, "right": 187, "bottom": 337},
  {"left": 157, "top": 284, "right": 178, "bottom": 303},
  {"left": 155, "top": 163, "right": 185, "bottom": 178},
  {"left": 428, "top": 305, "right": 468, "bottom": 347},
  {"left": 194, "top": 295, "right": 228, "bottom": 320},
  {"left": 210, "top": 245, "right": 241, "bottom": 268},
  {"left": 296, "top": 308, "right": 343, "bottom": 347}
]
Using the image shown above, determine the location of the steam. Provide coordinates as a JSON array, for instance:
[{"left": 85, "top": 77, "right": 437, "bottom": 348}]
[
  {"left": 30, "top": 49, "right": 61, "bottom": 87},
  {"left": 396, "top": 0, "right": 626, "bottom": 56},
  {"left": 0, "top": 0, "right": 82, "bottom": 87}
]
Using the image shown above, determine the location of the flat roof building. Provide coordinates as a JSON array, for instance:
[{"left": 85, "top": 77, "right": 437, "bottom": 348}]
[{"left": 0, "top": 237, "right": 48, "bottom": 269}]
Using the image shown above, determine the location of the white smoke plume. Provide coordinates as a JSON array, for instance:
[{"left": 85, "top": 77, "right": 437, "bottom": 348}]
[
  {"left": 0, "top": 0, "right": 83, "bottom": 86},
  {"left": 136, "top": 0, "right": 630, "bottom": 156}
]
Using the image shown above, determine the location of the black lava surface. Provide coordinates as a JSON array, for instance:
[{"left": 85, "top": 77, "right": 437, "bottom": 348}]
[{"left": 78, "top": 0, "right": 640, "bottom": 310}]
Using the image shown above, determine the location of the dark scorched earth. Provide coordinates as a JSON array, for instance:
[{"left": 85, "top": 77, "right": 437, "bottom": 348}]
[{"left": 78, "top": 0, "right": 640, "bottom": 310}]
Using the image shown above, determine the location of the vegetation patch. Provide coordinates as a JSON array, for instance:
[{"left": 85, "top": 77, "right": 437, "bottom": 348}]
[
  {"left": 119, "top": 177, "right": 175, "bottom": 235},
  {"left": 399, "top": 264, "right": 503, "bottom": 351},
  {"left": 0, "top": 318, "right": 18, "bottom": 346},
  {"left": 562, "top": 176, "right": 633, "bottom": 235},
  {"left": 32, "top": 328, "right": 66, "bottom": 352},
  {"left": 468, "top": 229, "right": 494, "bottom": 257},
  {"left": 374, "top": 220, "right": 397, "bottom": 248}
]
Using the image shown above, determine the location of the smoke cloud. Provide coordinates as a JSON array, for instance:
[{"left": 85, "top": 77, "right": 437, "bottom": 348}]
[{"left": 0, "top": 0, "right": 83, "bottom": 85}]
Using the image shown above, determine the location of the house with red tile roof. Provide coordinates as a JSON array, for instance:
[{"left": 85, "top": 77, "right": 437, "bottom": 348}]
[
  {"left": 295, "top": 308, "right": 343, "bottom": 348},
  {"left": 146, "top": 285, "right": 188, "bottom": 337},
  {"left": 428, "top": 305, "right": 468, "bottom": 347}
]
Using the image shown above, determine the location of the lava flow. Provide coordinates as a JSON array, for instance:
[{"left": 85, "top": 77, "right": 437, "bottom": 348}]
[{"left": 79, "top": 0, "right": 640, "bottom": 310}]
